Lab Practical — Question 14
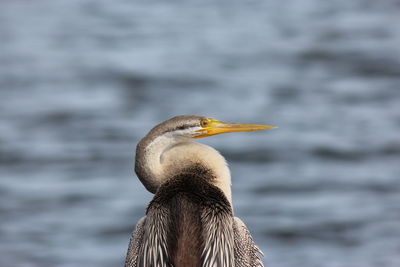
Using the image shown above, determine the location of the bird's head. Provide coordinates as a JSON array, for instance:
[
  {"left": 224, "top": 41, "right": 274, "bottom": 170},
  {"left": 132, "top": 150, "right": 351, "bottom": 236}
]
[
  {"left": 147, "top": 115, "right": 276, "bottom": 141},
  {"left": 136, "top": 115, "right": 276, "bottom": 194}
]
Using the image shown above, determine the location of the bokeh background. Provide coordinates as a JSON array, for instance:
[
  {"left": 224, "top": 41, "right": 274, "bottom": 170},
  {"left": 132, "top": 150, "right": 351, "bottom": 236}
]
[{"left": 1, "top": 0, "right": 400, "bottom": 266}]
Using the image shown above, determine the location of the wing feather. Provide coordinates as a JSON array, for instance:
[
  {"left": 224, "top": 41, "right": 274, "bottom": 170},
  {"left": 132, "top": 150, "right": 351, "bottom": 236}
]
[
  {"left": 137, "top": 205, "right": 171, "bottom": 267},
  {"left": 200, "top": 205, "right": 235, "bottom": 267},
  {"left": 125, "top": 217, "right": 146, "bottom": 267},
  {"left": 124, "top": 204, "right": 172, "bottom": 267},
  {"left": 233, "top": 217, "right": 264, "bottom": 267}
]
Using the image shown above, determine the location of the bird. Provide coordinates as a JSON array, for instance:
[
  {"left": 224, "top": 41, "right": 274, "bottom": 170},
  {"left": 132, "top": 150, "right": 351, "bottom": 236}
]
[{"left": 125, "top": 115, "right": 276, "bottom": 267}]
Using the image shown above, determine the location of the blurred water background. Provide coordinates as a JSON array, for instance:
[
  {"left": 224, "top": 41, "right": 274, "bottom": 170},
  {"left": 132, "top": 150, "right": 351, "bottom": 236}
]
[{"left": 1, "top": 0, "right": 400, "bottom": 266}]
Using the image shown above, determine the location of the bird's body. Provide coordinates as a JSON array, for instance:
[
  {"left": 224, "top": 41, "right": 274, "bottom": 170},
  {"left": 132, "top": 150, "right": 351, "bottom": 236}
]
[{"left": 125, "top": 115, "right": 275, "bottom": 267}]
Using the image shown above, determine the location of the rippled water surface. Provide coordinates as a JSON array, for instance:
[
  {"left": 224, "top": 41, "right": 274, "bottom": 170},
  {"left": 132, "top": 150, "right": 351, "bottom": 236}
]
[{"left": 1, "top": 0, "right": 400, "bottom": 266}]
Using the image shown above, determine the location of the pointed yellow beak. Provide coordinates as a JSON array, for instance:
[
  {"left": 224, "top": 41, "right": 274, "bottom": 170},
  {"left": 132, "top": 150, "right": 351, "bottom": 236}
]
[{"left": 195, "top": 119, "right": 277, "bottom": 139}]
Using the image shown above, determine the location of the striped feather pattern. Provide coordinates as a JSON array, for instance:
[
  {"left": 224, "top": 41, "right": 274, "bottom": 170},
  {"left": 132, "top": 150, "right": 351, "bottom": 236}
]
[
  {"left": 200, "top": 206, "right": 235, "bottom": 267},
  {"left": 137, "top": 205, "right": 171, "bottom": 267}
]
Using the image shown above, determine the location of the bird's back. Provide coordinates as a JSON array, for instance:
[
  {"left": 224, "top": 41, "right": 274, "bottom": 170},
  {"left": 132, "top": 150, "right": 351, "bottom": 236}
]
[
  {"left": 125, "top": 166, "right": 263, "bottom": 267},
  {"left": 139, "top": 167, "right": 234, "bottom": 267},
  {"left": 167, "top": 192, "right": 203, "bottom": 266}
]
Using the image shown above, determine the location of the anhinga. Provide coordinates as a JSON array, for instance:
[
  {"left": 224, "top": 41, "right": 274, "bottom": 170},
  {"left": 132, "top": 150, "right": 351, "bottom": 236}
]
[{"left": 125, "top": 115, "right": 276, "bottom": 267}]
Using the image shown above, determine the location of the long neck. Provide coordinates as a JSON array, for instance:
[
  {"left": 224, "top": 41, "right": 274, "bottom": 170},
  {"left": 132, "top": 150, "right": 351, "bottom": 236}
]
[{"left": 135, "top": 135, "right": 232, "bottom": 204}]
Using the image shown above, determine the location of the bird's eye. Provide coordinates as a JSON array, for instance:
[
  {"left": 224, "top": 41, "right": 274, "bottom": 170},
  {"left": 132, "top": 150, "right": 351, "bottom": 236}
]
[{"left": 200, "top": 119, "right": 209, "bottom": 128}]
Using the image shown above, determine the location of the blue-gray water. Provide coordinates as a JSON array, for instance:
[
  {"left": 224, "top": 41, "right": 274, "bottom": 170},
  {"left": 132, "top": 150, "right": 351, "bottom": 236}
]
[{"left": 1, "top": 0, "right": 400, "bottom": 266}]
